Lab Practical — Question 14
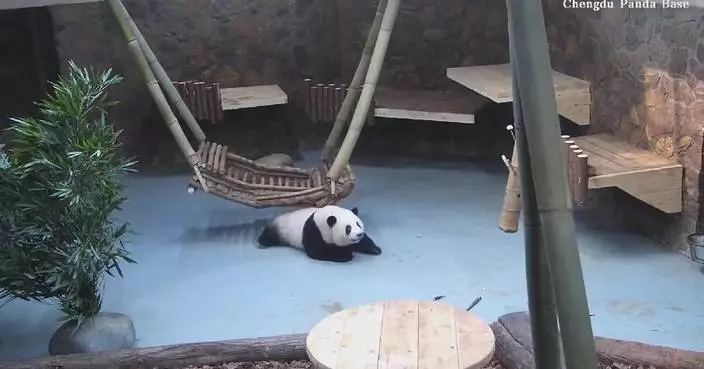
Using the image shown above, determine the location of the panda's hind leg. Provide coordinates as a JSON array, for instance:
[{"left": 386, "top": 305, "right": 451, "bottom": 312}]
[
  {"left": 305, "top": 246, "right": 354, "bottom": 263},
  {"left": 257, "top": 225, "right": 282, "bottom": 248},
  {"left": 348, "top": 234, "right": 382, "bottom": 255}
]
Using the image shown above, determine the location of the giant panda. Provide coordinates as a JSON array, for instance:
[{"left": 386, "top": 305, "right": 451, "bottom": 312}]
[{"left": 257, "top": 205, "right": 382, "bottom": 263}]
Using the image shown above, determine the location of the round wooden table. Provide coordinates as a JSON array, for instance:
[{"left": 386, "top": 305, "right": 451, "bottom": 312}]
[{"left": 306, "top": 300, "right": 495, "bottom": 369}]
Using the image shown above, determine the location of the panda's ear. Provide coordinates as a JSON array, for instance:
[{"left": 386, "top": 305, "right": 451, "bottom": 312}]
[
  {"left": 351, "top": 207, "right": 359, "bottom": 215},
  {"left": 326, "top": 215, "right": 337, "bottom": 227}
]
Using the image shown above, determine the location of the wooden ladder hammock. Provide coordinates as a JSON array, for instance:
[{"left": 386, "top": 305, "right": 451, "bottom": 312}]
[{"left": 104, "top": 0, "right": 400, "bottom": 208}]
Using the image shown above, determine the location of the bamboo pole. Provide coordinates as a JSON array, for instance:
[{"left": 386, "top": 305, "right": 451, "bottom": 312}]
[
  {"left": 105, "top": 0, "right": 208, "bottom": 192},
  {"left": 327, "top": 0, "right": 400, "bottom": 179},
  {"left": 321, "top": 0, "right": 388, "bottom": 160},
  {"left": 510, "top": 57, "right": 563, "bottom": 369},
  {"left": 506, "top": 0, "right": 597, "bottom": 368},
  {"left": 111, "top": 0, "right": 205, "bottom": 143},
  {"left": 498, "top": 143, "right": 521, "bottom": 233}
]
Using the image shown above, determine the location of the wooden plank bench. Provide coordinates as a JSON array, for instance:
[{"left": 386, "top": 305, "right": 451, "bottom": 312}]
[
  {"left": 446, "top": 63, "right": 591, "bottom": 126},
  {"left": 301, "top": 79, "right": 490, "bottom": 125},
  {"left": 220, "top": 84, "right": 288, "bottom": 110},
  {"left": 571, "top": 134, "right": 683, "bottom": 213},
  {"left": 306, "top": 300, "right": 495, "bottom": 369}
]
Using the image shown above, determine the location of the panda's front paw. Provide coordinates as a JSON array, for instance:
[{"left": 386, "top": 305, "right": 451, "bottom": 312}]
[{"left": 366, "top": 245, "right": 382, "bottom": 255}]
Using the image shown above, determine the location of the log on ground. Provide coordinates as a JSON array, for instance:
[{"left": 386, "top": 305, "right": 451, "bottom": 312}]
[
  {"left": 490, "top": 311, "right": 704, "bottom": 369},
  {"left": 0, "top": 334, "right": 308, "bottom": 369}
]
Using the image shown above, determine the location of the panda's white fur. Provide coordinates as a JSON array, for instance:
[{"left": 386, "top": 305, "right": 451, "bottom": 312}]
[{"left": 257, "top": 205, "right": 381, "bottom": 263}]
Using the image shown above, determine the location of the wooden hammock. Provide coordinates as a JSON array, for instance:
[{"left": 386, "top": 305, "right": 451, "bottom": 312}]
[{"left": 104, "top": 0, "right": 398, "bottom": 208}]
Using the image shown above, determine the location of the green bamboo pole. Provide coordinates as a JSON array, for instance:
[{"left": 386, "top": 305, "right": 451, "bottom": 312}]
[
  {"left": 327, "top": 0, "right": 401, "bottom": 180},
  {"left": 509, "top": 35, "right": 563, "bottom": 369},
  {"left": 111, "top": 0, "right": 206, "bottom": 143},
  {"left": 105, "top": 0, "right": 209, "bottom": 192},
  {"left": 505, "top": 0, "right": 597, "bottom": 368},
  {"left": 321, "top": 0, "right": 387, "bottom": 161}
]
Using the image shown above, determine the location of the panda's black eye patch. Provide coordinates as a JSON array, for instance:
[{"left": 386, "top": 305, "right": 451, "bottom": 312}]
[{"left": 346, "top": 225, "right": 351, "bottom": 235}]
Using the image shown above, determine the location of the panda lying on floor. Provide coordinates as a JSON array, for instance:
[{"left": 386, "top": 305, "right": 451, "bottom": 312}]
[{"left": 257, "top": 205, "right": 382, "bottom": 263}]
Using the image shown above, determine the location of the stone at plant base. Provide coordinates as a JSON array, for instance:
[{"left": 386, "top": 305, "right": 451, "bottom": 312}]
[
  {"left": 254, "top": 153, "right": 294, "bottom": 167},
  {"left": 48, "top": 312, "right": 136, "bottom": 355}
]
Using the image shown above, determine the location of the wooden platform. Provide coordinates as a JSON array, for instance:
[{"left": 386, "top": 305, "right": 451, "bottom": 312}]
[
  {"left": 446, "top": 64, "right": 591, "bottom": 125},
  {"left": 573, "top": 134, "right": 683, "bottom": 213},
  {"left": 306, "top": 300, "right": 495, "bottom": 369},
  {"left": 220, "top": 84, "right": 288, "bottom": 111},
  {"left": 373, "top": 87, "right": 490, "bottom": 124},
  {"left": 0, "top": 0, "right": 97, "bottom": 9}
]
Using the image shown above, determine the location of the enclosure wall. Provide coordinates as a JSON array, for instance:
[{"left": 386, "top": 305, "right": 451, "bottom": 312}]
[{"left": 543, "top": 1, "right": 704, "bottom": 253}]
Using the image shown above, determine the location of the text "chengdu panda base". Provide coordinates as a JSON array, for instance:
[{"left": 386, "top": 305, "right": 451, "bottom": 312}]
[{"left": 562, "top": 0, "right": 690, "bottom": 11}]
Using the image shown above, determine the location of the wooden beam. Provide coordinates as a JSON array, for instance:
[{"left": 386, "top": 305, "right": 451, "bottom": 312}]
[
  {"left": 0, "top": 0, "right": 98, "bottom": 10},
  {"left": 0, "top": 334, "right": 308, "bottom": 369},
  {"left": 372, "top": 87, "right": 489, "bottom": 124}
]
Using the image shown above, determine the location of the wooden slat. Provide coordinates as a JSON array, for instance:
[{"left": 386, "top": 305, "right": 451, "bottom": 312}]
[
  {"left": 220, "top": 85, "right": 288, "bottom": 111},
  {"left": 378, "top": 301, "right": 419, "bottom": 369},
  {"left": 455, "top": 309, "right": 496, "bottom": 369},
  {"left": 306, "top": 310, "right": 350, "bottom": 369},
  {"left": 418, "top": 301, "right": 459, "bottom": 369},
  {"left": 219, "top": 146, "right": 228, "bottom": 175},
  {"left": 336, "top": 304, "right": 384, "bottom": 369}
]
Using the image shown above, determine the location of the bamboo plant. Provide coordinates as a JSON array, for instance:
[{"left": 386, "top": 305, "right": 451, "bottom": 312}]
[
  {"left": 505, "top": 0, "right": 598, "bottom": 367},
  {"left": 321, "top": 0, "right": 387, "bottom": 161},
  {"left": 104, "top": 0, "right": 209, "bottom": 192},
  {"left": 327, "top": 0, "right": 402, "bottom": 180}
]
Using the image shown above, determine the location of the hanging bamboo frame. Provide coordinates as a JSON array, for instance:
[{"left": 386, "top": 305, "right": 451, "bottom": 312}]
[{"left": 105, "top": 0, "right": 390, "bottom": 208}]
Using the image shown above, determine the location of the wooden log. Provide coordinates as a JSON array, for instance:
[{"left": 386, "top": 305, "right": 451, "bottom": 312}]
[
  {"left": 210, "top": 83, "right": 219, "bottom": 123},
  {"left": 303, "top": 78, "right": 313, "bottom": 118},
  {"left": 562, "top": 140, "right": 575, "bottom": 201},
  {"left": 320, "top": 85, "right": 330, "bottom": 123},
  {"left": 205, "top": 85, "right": 214, "bottom": 123},
  {"left": 327, "top": 84, "right": 335, "bottom": 122},
  {"left": 568, "top": 144, "right": 580, "bottom": 199},
  {"left": 334, "top": 87, "right": 343, "bottom": 118},
  {"left": 499, "top": 144, "right": 521, "bottom": 233},
  {"left": 186, "top": 81, "right": 197, "bottom": 114},
  {"left": 316, "top": 83, "right": 324, "bottom": 123},
  {"left": 310, "top": 85, "right": 320, "bottom": 123},
  {"left": 0, "top": 334, "right": 308, "bottom": 369},
  {"left": 193, "top": 81, "right": 206, "bottom": 120},
  {"left": 573, "top": 153, "right": 588, "bottom": 206},
  {"left": 213, "top": 82, "right": 225, "bottom": 122},
  {"left": 490, "top": 311, "right": 704, "bottom": 369}
]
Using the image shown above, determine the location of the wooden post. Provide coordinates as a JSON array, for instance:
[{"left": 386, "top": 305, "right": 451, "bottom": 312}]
[
  {"left": 568, "top": 144, "right": 580, "bottom": 199},
  {"left": 310, "top": 85, "right": 320, "bottom": 123},
  {"left": 204, "top": 85, "right": 213, "bottom": 123},
  {"left": 316, "top": 83, "right": 325, "bottom": 123},
  {"left": 499, "top": 144, "right": 521, "bottom": 233},
  {"left": 214, "top": 83, "right": 224, "bottom": 122},
  {"left": 193, "top": 81, "right": 205, "bottom": 120},
  {"left": 322, "top": 84, "right": 330, "bottom": 122},
  {"left": 562, "top": 139, "right": 575, "bottom": 201},
  {"left": 574, "top": 154, "right": 589, "bottom": 206},
  {"left": 303, "top": 78, "right": 313, "bottom": 118},
  {"left": 186, "top": 81, "right": 197, "bottom": 115}
]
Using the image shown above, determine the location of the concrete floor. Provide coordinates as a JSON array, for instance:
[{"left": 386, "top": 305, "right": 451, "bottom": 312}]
[{"left": 1, "top": 151, "right": 703, "bottom": 361}]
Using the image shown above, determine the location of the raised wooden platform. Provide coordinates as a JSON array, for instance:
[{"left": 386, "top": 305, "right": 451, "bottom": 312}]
[
  {"left": 374, "top": 87, "right": 489, "bottom": 124},
  {"left": 306, "top": 300, "right": 495, "bottom": 369},
  {"left": 0, "top": 0, "right": 97, "bottom": 9},
  {"left": 446, "top": 64, "right": 591, "bottom": 125},
  {"left": 220, "top": 84, "right": 288, "bottom": 111},
  {"left": 572, "top": 134, "right": 683, "bottom": 213}
]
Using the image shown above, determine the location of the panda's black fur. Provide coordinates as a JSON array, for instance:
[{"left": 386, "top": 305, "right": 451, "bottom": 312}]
[{"left": 257, "top": 205, "right": 381, "bottom": 263}]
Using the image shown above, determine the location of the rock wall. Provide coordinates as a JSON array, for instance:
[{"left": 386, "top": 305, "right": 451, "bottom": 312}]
[
  {"left": 49, "top": 0, "right": 338, "bottom": 166},
  {"left": 542, "top": 1, "right": 704, "bottom": 253}
]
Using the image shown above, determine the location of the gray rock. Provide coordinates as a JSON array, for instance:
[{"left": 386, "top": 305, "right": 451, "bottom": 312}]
[
  {"left": 48, "top": 312, "right": 136, "bottom": 355},
  {"left": 254, "top": 153, "right": 294, "bottom": 167}
]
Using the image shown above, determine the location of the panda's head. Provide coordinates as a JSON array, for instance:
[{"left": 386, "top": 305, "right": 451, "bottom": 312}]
[{"left": 316, "top": 205, "right": 365, "bottom": 247}]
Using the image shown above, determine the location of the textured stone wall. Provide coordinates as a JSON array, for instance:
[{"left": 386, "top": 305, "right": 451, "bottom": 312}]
[
  {"left": 49, "top": 0, "right": 338, "bottom": 166},
  {"left": 542, "top": 1, "right": 704, "bottom": 252}
]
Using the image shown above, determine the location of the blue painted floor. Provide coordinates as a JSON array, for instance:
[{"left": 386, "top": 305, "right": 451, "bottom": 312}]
[{"left": 1, "top": 152, "right": 703, "bottom": 361}]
